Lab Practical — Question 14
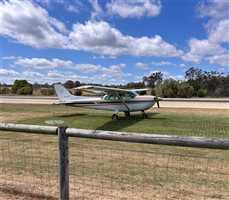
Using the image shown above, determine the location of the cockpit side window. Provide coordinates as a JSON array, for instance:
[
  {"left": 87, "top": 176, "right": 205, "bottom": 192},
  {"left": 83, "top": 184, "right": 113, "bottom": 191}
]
[
  {"left": 120, "top": 92, "right": 136, "bottom": 100},
  {"left": 103, "top": 92, "right": 136, "bottom": 100}
]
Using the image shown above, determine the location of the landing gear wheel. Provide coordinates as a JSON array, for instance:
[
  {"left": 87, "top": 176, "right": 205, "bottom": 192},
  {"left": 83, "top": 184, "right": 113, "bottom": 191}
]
[
  {"left": 124, "top": 111, "right": 130, "bottom": 118},
  {"left": 141, "top": 112, "right": 148, "bottom": 119},
  {"left": 112, "top": 114, "right": 119, "bottom": 121}
]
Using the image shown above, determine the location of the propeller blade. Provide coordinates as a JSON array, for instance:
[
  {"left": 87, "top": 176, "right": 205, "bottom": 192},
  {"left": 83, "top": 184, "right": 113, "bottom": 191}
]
[
  {"left": 154, "top": 96, "right": 162, "bottom": 108},
  {"left": 157, "top": 100, "right": 160, "bottom": 108}
]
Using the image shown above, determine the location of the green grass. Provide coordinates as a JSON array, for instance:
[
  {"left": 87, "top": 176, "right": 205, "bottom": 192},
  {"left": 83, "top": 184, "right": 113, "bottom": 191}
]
[
  {"left": 1, "top": 103, "right": 228, "bottom": 199},
  {"left": 1, "top": 104, "right": 228, "bottom": 138}
]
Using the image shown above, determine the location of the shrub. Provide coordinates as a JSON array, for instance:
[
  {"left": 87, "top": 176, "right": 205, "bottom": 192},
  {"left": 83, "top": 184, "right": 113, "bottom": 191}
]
[
  {"left": 40, "top": 88, "right": 55, "bottom": 96},
  {"left": 197, "top": 89, "right": 207, "bottom": 97},
  {"left": 17, "top": 86, "right": 33, "bottom": 95},
  {"left": 0, "top": 87, "right": 10, "bottom": 94},
  {"left": 162, "top": 87, "right": 174, "bottom": 98},
  {"left": 178, "top": 83, "right": 194, "bottom": 98}
]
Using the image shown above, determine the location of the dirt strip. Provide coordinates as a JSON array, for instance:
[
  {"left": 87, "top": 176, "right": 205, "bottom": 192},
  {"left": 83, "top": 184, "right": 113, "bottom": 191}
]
[{"left": 1, "top": 96, "right": 228, "bottom": 109}]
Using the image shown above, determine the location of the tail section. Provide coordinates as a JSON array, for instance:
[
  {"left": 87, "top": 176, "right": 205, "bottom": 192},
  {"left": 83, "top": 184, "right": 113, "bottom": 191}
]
[
  {"left": 54, "top": 84, "right": 92, "bottom": 103},
  {"left": 54, "top": 84, "right": 75, "bottom": 103}
]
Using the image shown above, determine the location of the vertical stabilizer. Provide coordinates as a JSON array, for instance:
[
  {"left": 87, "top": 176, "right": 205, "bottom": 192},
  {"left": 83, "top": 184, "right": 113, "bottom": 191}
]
[{"left": 54, "top": 84, "right": 75, "bottom": 103}]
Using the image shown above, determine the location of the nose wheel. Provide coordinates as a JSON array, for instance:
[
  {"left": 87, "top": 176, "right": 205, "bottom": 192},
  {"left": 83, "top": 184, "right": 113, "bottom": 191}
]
[{"left": 112, "top": 114, "right": 119, "bottom": 121}]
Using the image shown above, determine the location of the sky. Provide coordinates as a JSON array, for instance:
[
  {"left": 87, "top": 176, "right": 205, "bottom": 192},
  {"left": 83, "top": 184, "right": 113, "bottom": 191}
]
[{"left": 1, "top": 0, "right": 229, "bottom": 85}]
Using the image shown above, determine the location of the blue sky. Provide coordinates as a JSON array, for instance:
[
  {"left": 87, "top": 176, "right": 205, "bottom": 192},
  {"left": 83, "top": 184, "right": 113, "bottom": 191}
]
[{"left": 1, "top": 0, "right": 229, "bottom": 85}]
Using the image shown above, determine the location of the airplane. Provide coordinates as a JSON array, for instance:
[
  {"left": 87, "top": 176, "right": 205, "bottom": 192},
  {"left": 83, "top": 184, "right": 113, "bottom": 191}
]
[{"left": 54, "top": 84, "right": 162, "bottom": 121}]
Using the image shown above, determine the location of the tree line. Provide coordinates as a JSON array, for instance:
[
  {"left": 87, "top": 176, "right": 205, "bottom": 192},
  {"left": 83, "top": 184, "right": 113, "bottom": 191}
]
[
  {"left": 0, "top": 67, "right": 228, "bottom": 97},
  {"left": 145, "top": 67, "right": 228, "bottom": 98}
]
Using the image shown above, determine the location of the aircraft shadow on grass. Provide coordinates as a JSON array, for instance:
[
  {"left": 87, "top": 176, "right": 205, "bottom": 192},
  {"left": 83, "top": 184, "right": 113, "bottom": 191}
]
[
  {"left": 53, "top": 112, "right": 87, "bottom": 118},
  {"left": 95, "top": 112, "right": 166, "bottom": 132}
]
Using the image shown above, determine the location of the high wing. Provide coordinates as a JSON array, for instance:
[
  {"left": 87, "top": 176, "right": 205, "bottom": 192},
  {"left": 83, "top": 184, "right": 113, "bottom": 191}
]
[{"left": 75, "top": 85, "right": 149, "bottom": 95}]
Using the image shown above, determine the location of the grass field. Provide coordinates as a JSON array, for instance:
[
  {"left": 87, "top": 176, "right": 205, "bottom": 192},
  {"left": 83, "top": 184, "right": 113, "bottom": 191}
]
[
  {"left": 1, "top": 103, "right": 228, "bottom": 138},
  {"left": 0, "top": 103, "right": 229, "bottom": 199}
]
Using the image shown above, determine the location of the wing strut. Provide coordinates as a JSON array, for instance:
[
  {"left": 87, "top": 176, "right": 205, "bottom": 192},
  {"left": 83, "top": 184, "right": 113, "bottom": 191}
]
[{"left": 115, "top": 92, "right": 131, "bottom": 112}]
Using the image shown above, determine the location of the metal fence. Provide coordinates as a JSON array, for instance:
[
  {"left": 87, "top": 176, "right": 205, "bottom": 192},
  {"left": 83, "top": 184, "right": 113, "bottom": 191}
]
[{"left": 0, "top": 123, "right": 229, "bottom": 200}]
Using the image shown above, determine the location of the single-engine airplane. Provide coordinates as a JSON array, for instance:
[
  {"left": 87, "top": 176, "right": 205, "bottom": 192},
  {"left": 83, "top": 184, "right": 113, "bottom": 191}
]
[{"left": 54, "top": 84, "right": 162, "bottom": 121}]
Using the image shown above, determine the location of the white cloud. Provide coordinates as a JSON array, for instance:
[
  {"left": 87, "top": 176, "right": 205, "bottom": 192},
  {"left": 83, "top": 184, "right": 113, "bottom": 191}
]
[
  {"left": 196, "top": 0, "right": 229, "bottom": 19},
  {"left": 90, "top": 0, "right": 104, "bottom": 21},
  {"left": 176, "top": 75, "right": 185, "bottom": 80},
  {"left": 47, "top": 71, "right": 65, "bottom": 78},
  {"left": 0, "top": 69, "right": 19, "bottom": 76},
  {"left": 66, "top": 4, "right": 79, "bottom": 13},
  {"left": 134, "top": 62, "right": 150, "bottom": 70},
  {"left": 208, "top": 19, "right": 229, "bottom": 44},
  {"left": 2, "top": 56, "right": 21, "bottom": 60},
  {"left": 10, "top": 57, "right": 132, "bottom": 83},
  {"left": 106, "top": 0, "right": 161, "bottom": 18},
  {"left": 65, "top": 0, "right": 84, "bottom": 13},
  {"left": 1, "top": 1, "right": 182, "bottom": 59},
  {"left": 179, "top": 63, "right": 186, "bottom": 67},
  {"left": 183, "top": 1, "right": 229, "bottom": 67},
  {"left": 207, "top": 54, "right": 229, "bottom": 67},
  {"left": 14, "top": 57, "right": 128, "bottom": 75},
  {"left": 183, "top": 38, "right": 226, "bottom": 62},
  {"left": 21, "top": 71, "right": 43, "bottom": 78},
  {"left": 2, "top": 0, "right": 68, "bottom": 48},
  {"left": 69, "top": 21, "right": 182, "bottom": 57},
  {"left": 152, "top": 61, "right": 187, "bottom": 67},
  {"left": 152, "top": 61, "right": 175, "bottom": 66},
  {"left": 14, "top": 58, "right": 74, "bottom": 69}
]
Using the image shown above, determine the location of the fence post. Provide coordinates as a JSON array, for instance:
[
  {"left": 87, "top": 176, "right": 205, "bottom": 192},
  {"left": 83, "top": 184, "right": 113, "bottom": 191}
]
[{"left": 58, "top": 126, "right": 69, "bottom": 200}]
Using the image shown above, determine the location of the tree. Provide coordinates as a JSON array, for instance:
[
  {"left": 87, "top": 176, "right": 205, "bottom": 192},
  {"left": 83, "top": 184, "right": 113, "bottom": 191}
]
[
  {"left": 74, "top": 81, "right": 81, "bottom": 87},
  {"left": 143, "top": 72, "right": 163, "bottom": 88},
  {"left": 185, "top": 67, "right": 202, "bottom": 80},
  {"left": 122, "top": 82, "right": 144, "bottom": 89},
  {"left": 143, "top": 72, "right": 163, "bottom": 95},
  {"left": 64, "top": 80, "right": 74, "bottom": 89},
  {"left": 177, "top": 82, "right": 194, "bottom": 98},
  {"left": 12, "top": 80, "right": 33, "bottom": 95},
  {"left": 185, "top": 67, "right": 203, "bottom": 96},
  {"left": 161, "top": 79, "right": 179, "bottom": 98}
]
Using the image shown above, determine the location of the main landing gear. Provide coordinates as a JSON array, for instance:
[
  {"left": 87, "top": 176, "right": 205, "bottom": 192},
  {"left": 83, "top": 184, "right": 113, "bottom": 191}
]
[
  {"left": 124, "top": 111, "right": 130, "bottom": 118},
  {"left": 112, "top": 111, "right": 148, "bottom": 121},
  {"left": 141, "top": 111, "right": 148, "bottom": 119}
]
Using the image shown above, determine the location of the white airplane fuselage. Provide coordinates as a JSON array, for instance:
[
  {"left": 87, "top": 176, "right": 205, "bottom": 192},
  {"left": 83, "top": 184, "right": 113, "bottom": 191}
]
[{"left": 63, "top": 95, "right": 156, "bottom": 112}]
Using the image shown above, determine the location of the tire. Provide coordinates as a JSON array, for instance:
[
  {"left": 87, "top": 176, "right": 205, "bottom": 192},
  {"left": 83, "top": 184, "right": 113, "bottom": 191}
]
[
  {"left": 112, "top": 114, "right": 119, "bottom": 121},
  {"left": 142, "top": 113, "right": 148, "bottom": 119},
  {"left": 124, "top": 111, "right": 130, "bottom": 118}
]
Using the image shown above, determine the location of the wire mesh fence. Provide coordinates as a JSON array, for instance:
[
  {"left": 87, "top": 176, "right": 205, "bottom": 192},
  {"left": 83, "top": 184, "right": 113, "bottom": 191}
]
[
  {"left": 69, "top": 140, "right": 228, "bottom": 200},
  {"left": 0, "top": 132, "right": 59, "bottom": 199},
  {"left": 0, "top": 130, "right": 228, "bottom": 200}
]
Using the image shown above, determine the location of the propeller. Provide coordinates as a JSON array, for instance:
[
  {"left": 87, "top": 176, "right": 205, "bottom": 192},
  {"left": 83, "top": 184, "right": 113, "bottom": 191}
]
[{"left": 154, "top": 96, "right": 162, "bottom": 108}]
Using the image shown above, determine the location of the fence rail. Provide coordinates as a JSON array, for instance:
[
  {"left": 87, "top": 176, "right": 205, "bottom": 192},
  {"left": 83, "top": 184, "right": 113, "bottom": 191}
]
[
  {"left": 0, "top": 123, "right": 229, "bottom": 200},
  {"left": 1, "top": 123, "right": 229, "bottom": 149}
]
